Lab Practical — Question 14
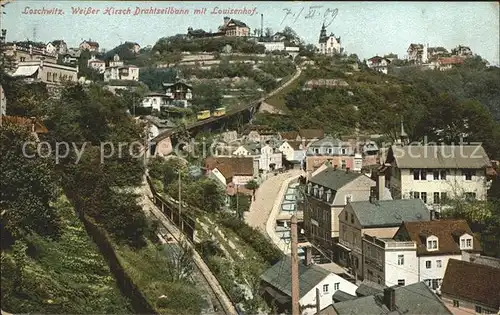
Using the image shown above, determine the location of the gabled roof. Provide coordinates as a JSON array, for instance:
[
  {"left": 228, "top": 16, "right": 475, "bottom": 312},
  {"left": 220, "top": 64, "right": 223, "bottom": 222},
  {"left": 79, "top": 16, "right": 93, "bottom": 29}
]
[
  {"left": 386, "top": 145, "right": 492, "bottom": 169},
  {"left": 441, "top": 259, "right": 500, "bottom": 310},
  {"left": 51, "top": 40, "right": 66, "bottom": 46},
  {"left": 81, "top": 40, "right": 99, "bottom": 47},
  {"left": 10, "top": 65, "right": 39, "bottom": 77},
  {"left": 225, "top": 18, "right": 248, "bottom": 28},
  {"left": 309, "top": 166, "right": 363, "bottom": 191},
  {"left": 356, "top": 280, "right": 387, "bottom": 297},
  {"left": 308, "top": 136, "right": 343, "bottom": 148},
  {"left": 285, "top": 140, "right": 305, "bottom": 150},
  {"left": 333, "top": 282, "right": 452, "bottom": 315},
  {"left": 279, "top": 131, "right": 299, "bottom": 140},
  {"left": 2, "top": 115, "right": 48, "bottom": 133},
  {"left": 407, "top": 43, "right": 424, "bottom": 51},
  {"left": 332, "top": 290, "right": 357, "bottom": 302},
  {"left": 260, "top": 255, "right": 331, "bottom": 299},
  {"left": 205, "top": 156, "right": 254, "bottom": 178},
  {"left": 396, "top": 219, "right": 481, "bottom": 256},
  {"left": 349, "top": 199, "right": 429, "bottom": 228},
  {"left": 298, "top": 129, "right": 325, "bottom": 140}
]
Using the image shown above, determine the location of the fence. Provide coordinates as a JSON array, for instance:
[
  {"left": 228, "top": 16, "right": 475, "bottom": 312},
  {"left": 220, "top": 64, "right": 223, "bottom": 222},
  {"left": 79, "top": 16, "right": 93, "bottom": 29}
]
[{"left": 146, "top": 176, "right": 196, "bottom": 241}]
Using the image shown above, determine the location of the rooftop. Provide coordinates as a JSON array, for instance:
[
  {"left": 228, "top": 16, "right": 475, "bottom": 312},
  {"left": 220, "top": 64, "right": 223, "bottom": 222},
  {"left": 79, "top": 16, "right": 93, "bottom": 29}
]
[{"left": 309, "top": 166, "right": 364, "bottom": 191}]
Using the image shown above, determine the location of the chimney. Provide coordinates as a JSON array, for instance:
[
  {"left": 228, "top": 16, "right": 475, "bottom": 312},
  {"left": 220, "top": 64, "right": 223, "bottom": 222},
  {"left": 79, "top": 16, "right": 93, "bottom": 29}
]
[
  {"left": 383, "top": 287, "right": 396, "bottom": 312},
  {"left": 223, "top": 16, "right": 230, "bottom": 25},
  {"left": 260, "top": 14, "right": 264, "bottom": 38},
  {"left": 304, "top": 246, "right": 313, "bottom": 266},
  {"left": 376, "top": 170, "right": 385, "bottom": 200}
]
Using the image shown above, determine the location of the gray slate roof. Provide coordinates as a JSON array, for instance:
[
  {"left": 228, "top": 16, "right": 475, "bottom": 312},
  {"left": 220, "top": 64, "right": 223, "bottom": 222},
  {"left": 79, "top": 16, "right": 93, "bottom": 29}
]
[
  {"left": 334, "top": 282, "right": 452, "bottom": 315},
  {"left": 309, "top": 136, "right": 343, "bottom": 148},
  {"left": 356, "top": 280, "right": 387, "bottom": 296},
  {"left": 309, "top": 167, "right": 363, "bottom": 191},
  {"left": 260, "top": 255, "right": 331, "bottom": 299},
  {"left": 332, "top": 290, "right": 357, "bottom": 302},
  {"left": 349, "top": 199, "right": 430, "bottom": 228},
  {"left": 389, "top": 145, "right": 491, "bottom": 169}
]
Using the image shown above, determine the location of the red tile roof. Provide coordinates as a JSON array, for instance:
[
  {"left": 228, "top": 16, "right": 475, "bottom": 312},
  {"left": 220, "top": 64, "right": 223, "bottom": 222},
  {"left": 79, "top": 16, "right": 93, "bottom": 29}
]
[
  {"left": 298, "top": 129, "right": 324, "bottom": 140},
  {"left": 2, "top": 115, "right": 48, "bottom": 134},
  {"left": 279, "top": 131, "right": 299, "bottom": 140},
  {"left": 205, "top": 156, "right": 254, "bottom": 179},
  {"left": 438, "top": 56, "right": 465, "bottom": 65},
  {"left": 441, "top": 259, "right": 500, "bottom": 310},
  {"left": 395, "top": 219, "right": 481, "bottom": 256}
]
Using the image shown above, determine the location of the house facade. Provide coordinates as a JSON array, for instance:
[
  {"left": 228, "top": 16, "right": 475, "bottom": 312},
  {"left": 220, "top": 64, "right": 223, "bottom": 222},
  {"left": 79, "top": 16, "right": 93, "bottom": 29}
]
[
  {"left": 303, "top": 167, "right": 381, "bottom": 259},
  {"left": 316, "top": 24, "right": 341, "bottom": 55},
  {"left": 104, "top": 65, "right": 139, "bottom": 82},
  {"left": 366, "top": 56, "right": 390, "bottom": 74},
  {"left": 79, "top": 40, "right": 99, "bottom": 52},
  {"left": 451, "top": 45, "right": 473, "bottom": 57},
  {"left": 385, "top": 145, "right": 493, "bottom": 212},
  {"left": 306, "top": 137, "right": 358, "bottom": 173},
  {"left": 407, "top": 43, "right": 428, "bottom": 63},
  {"left": 204, "top": 156, "right": 255, "bottom": 187},
  {"left": 219, "top": 17, "right": 250, "bottom": 37},
  {"left": 258, "top": 144, "right": 283, "bottom": 171},
  {"left": 46, "top": 40, "right": 68, "bottom": 55},
  {"left": 260, "top": 255, "right": 358, "bottom": 315},
  {"left": 4, "top": 43, "right": 57, "bottom": 65},
  {"left": 361, "top": 219, "right": 481, "bottom": 292},
  {"left": 278, "top": 140, "right": 307, "bottom": 164},
  {"left": 10, "top": 60, "right": 78, "bottom": 89},
  {"left": 141, "top": 93, "right": 170, "bottom": 112},
  {"left": 339, "top": 198, "right": 428, "bottom": 281},
  {"left": 87, "top": 56, "right": 106, "bottom": 73},
  {"left": 162, "top": 81, "right": 193, "bottom": 108},
  {"left": 441, "top": 259, "right": 500, "bottom": 315}
]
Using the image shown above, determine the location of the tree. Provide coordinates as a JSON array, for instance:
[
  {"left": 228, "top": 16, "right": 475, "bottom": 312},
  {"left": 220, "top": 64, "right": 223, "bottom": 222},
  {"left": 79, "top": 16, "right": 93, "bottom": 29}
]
[
  {"left": 164, "top": 241, "right": 195, "bottom": 282},
  {"left": 0, "top": 124, "right": 62, "bottom": 239},
  {"left": 264, "top": 27, "right": 273, "bottom": 38},
  {"left": 245, "top": 180, "right": 260, "bottom": 201},
  {"left": 191, "top": 83, "right": 223, "bottom": 111}
]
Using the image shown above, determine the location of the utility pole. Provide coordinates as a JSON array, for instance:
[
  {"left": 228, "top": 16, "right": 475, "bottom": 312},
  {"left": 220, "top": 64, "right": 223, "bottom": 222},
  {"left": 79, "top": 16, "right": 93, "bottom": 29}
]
[
  {"left": 236, "top": 185, "right": 239, "bottom": 218},
  {"left": 178, "top": 170, "right": 182, "bottom": 231},
  {"left": 291, "top": 215, "right": 299, "bottom": 315}
]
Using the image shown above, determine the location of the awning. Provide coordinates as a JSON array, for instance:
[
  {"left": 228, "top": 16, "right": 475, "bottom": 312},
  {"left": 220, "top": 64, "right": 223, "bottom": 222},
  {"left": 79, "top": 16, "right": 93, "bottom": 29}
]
[
  {"left": 10, "top": 65, "right": 39, "bottom": 77},
  {"left": 336, "top": 242, "right": 352, "bottom": 251}
]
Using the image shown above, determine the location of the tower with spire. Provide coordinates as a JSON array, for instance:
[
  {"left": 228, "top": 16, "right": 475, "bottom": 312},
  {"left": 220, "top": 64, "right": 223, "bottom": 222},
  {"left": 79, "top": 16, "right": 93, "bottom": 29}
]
[
  {"left": 399, "top": 119, "right": 409, "bottom": 146},
  {"left": 319, "top": 23, "right": 327, "bottom": 42},
  {"left": 316, "top": 23, "right": 342, "bottom": 56}
]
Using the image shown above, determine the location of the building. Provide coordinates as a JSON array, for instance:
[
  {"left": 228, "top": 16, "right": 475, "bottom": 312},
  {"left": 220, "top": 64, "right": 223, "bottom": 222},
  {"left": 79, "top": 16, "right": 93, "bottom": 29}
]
[
  {"left": 440, "top": 259, "right": 500, "bottom": 315},
  {"left": 316, "top": 23, "right": 341, "bottom": 55},
  {"left": 427, "top": 46, "right": 449, "bottom": 59},
  {"left": 141, "top": 92, "right": 170, "bottom": 112},
  {"left": 61, "top": 49, "right": 81, "bottom": 65},
  {"left": 162, "top": 80, "right": 193, "bottom": 108},
  {"left": 258, "top": 143, "right": 283, "bottom": 171},
  {"left": 218, "top": 17, "right": 250, "bottom": 37},
  {"left": 4, "top": 43, "right": 57, "bottom": 65},
  {"left": 306, "top": 137, "right": 359, "bottom": 173},
  {"left": 451, "top": 45, "right": 473, "bottom": 57},
  {"left": 278, "top": 140, "right": 307, "bottom": 169},
  {"left": 437, "top": 56, "right": 465, "bottom": 71},
  {"left": 303, "top": 79, "right": 349, "bottom": 90},
  {"left": 256, "top": 41, "right": 285, "bottom": 52},
  {"left": 372, "top": 219, "right": 483, "bottom": 292},
  {"left": 87, "top": 56, "right": 106, "bottom": 73},
  {"left": 366, "top": 56, "right": 391, "bottom": 74},
  {"left": 79, "top": 39, "right": 99, "bottom": 52},
  {"left": 204, "top": 156, "right": 256, "bottom": 187},
  {"left": 385, "top": 144, "right": 494, "bottom": 211},
  {"left": 104, "top": 55, "right": 139, "bottom": 82},
  {"left": 141, "top": 115, "right": 176, "bottom": 139},
  {"left": 150, "top": 132, "right": 174, "bottom": 157},
  {"left": 340, "top": 198, "right": 429, "bottom": 281},
  {"left": 303, "top": 166, "right": 390, "bottom": 258},
  {"left": 406, "top": 43, "right": 428, "bottom": 64},
  {"left": 331, "top": 282, "right": 452, "bottom": 315},
  {"left": 45, "top": 40, "right": 68, "bottom": 55},
  {"left": 9, "top": 60, "right": 78, "bottom": 91},
  {"left": 260, "top": 254, "right": 358, "bottom": 315}
]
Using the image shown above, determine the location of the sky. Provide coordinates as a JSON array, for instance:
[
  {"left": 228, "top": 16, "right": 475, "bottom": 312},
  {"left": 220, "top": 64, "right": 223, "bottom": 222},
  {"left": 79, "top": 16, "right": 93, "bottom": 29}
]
[{"left": 2, "top": 1, "right": 499, "bottom": 65}]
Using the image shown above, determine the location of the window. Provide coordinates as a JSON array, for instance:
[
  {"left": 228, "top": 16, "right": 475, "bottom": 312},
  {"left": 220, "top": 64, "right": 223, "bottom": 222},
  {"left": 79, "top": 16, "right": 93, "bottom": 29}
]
[
  {"left": 398, "top": 255, "right": 404, "bottom": 265},
  {"left": 465, "top": 192, "right": 476, "bottom": 201},
  {"left": 432, "top": 279, "right": 439, "bottom": 289},
  {"left": 323, "top": 284, "right": 329, "bottom": 294},
  {"left": 441, "top": 192, "right": 447, "bottom": 203},
  {"left": 20, "top": 57, "right": 26, "bottom": 62},
  {"left": 475, "top": 306, "right": 482, "bottom": 313},
  {"left": 345, "top": 212, "right": 348, "bottom": 221},
  {"left": 433, "top": 170, "right": 439, "bottom": 180},
  {"left": 427, "top": 240, "right": 437, "bottom": 249},
  {"left": 464, "top": 170, "right": 473, "bottom": 180},
  {"left": 424, "top": 279, "right": 431, "bottom": 287},
  {"left": 420, "top": 169, "right": 427, "bottom": 180},
  {"left": 411, "top": 191, "right": 420, "bottom": 199},
  {"left": 421, "top": 192, "right": 427, "bottom": 204},
  {"left": 350, "top": 214, "right": 354, "bottom": 224},
  {"left": 341, "top": 148, "right": 347, "bottom": 155},
  {"left": 426, "top": 261, "right": 431, "bottom": 269},
  {"left": 466, "top": 238, "right": 472, "bottom": 247},
  {"left": 397, "top": 279, "right": 405, "bottom": 286},
  {"left": 334, "top": 283, "right": 339, "bottom": 291},
  {"left": 413, "top": 169, "right": 420, "bottom": 180},
  {"left": 53, "top": 73, "right": 58, "bottom": 81},
  {"left": 440, "top": 170, "right": 447, "bottom": 180},
  {"left": 341, "top": 160, "right": 346, "bottom": 169},
  {"left": 436, "top": 260, "right": 442, "bottom": 268},
  {"left": 461, "top": 239, "right": 465, "bottom": 248},
  {"left": 453, "top": 300, "right": 459, "bottom": 307},
  {"left": 314, "top": 148, "right": 319, "bottom": 154},
  {"left": 433, "top": 192, "right": 440, "bottom": 204},
  {"left": 47, "top": 72, "right": 52, "bottom": 81}
]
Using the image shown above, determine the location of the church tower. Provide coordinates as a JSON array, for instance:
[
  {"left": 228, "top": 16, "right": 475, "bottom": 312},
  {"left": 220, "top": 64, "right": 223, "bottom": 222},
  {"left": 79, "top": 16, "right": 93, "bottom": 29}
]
[{"left": 319, "top": 23, "right": 327, "bottom": 42}]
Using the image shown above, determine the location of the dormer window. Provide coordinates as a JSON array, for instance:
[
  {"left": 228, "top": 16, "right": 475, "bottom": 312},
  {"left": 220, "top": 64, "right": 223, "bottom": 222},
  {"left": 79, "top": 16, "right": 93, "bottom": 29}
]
[
  {"left": 307, "top": 183, "right": 312, "bottom": 194},
  {"left": 460, "top": 234, "right": 473, "bottom": 250},
  {"left": 313, "top": 185, "right": 319, "bottom": 197},
  {"left": 326, "top": 190, "right": 332, "bottom": 202},
  {"left": 319, "top": 187, "right": 324, "bottom": 198},
  {"left": 426, "top": 236, "right": 438, "bottom": 251}
]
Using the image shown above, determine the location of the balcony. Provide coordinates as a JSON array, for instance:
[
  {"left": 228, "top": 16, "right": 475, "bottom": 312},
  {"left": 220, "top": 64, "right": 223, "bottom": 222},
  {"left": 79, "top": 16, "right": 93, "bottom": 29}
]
[{"left": 384, "top": 241, "right": 417, "bottom": 250}]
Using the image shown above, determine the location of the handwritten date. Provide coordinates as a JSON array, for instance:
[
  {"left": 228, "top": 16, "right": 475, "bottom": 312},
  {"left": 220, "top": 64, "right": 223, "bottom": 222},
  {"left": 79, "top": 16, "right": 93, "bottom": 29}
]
[{"left": 281, "top": 6, "right": 339, "bottom": 27}]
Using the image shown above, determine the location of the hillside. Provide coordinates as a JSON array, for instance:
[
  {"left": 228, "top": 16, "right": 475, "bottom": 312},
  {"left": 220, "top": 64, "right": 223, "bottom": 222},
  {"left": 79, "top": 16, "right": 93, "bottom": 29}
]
[{"left": 254, "top": 55, "right": 500, "bottom": 159}]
